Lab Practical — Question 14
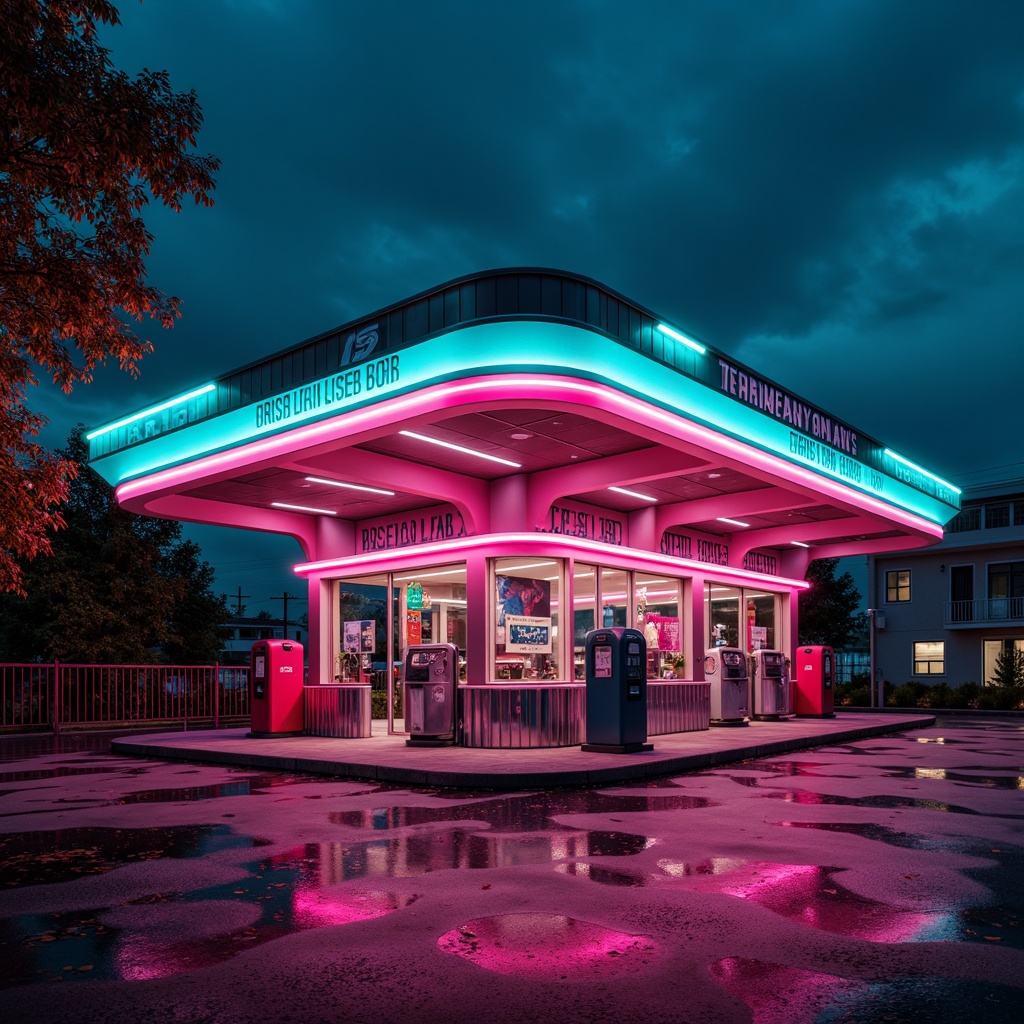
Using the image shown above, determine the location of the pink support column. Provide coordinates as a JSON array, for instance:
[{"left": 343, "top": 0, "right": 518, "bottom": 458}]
[
  {"left": 687, "top": 575, "right": 706, "bottom": 680},
  {"left": 464, "top": 549, "right": 490, "bottom": 686}
]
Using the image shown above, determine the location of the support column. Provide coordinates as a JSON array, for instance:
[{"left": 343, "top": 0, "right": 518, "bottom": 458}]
[
  {"left": 688, "top": 573, "right": 706, "bottom": 680},
  {"left": 464, "top": 549, "right": 490, "bottom": 686},
  {"left": 307, "top": 575, "right": 332, "bottom": 685}
]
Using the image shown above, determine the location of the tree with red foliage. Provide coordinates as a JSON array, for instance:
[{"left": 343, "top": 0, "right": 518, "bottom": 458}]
[{"left": 0, "top": 0, "right": 218, "bottom": 592}]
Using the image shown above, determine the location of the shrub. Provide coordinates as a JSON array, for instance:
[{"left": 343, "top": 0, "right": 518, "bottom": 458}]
[
  {"left": 371, "top": 690, "right": 403, "bottom": 720},
  {"left": 888, "top": 681, "right": 929, "bottom": 707},
  {"left": 973, "top": 684, "right": 1024, "bottom": 712}
]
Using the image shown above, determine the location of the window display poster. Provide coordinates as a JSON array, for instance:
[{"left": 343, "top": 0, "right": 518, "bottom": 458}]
[
  {"left": 496, "top": 575, "right": 551, "bottom": 624},
  {"left": 505, "top": 615, "right": 553, "bottom": 654},
  {"left": 344, "top": 619, "right": 376, "bottom": 654},
  {"left": 644, "top": 613, "right": 680, "bottom": 652},
  {"left": 406, "top": 609, "right": 421, "bottom": 646}
]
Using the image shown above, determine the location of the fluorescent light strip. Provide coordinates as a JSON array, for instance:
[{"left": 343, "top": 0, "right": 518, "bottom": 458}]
[
  {"left": 304, "top": 476, "right": 395, "bottom": 496},
  {"left": 791, "top": 541, "right": 810, "bottom": 548},
  {"left": 294, "top": 531, "right": 812, "bottom": 590},
  {"left": 499, "top": 562, "right": 558, "bottom": 572},
  {"left": 883, "top": 449, "right": 961, "bottom": 495},
  {"left": 717, "top": 517, "right": 750, "bottom": 528},
  {"left": 86, "top": 383, "right": 216, "bottom": 440},
  {"left": 609, "top": 486, "right": 658, "bottom": 503},
  {"left": 393, "top": 568, "right": 467, "bottom": 581},
  {"left": 657, "top": 323, "right": 707, "bottom": 355},
  {"left": 272, "top": 501, "right": 337, "bottom": 515},
  {"left": 399, "top": 429, "right": 522, "bottom": 468}
]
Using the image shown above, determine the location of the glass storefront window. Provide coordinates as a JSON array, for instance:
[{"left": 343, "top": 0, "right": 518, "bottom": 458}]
[
  {"left": 744, "top": 591, "right": 777, "bottom": 652},
  {"left": 392, "top": 564, "right": 467, "bottom": 675},
  {"left": 573, "top": 563, "right": 596, "bottom": 680},
  {"left": 493, "top": 557, "right": 561, "bottom": 680},
  {"left": 600, "top": 567, "right": 629, "bottom": 629},
  {"left": 706, "top": 584, "right": 741, "bottom": 650},
  {"left": 636, "top": 574, "right": 682, "bottom": 678},
  {"left": 334, "top": 573, "right": 391, "bottom": 685}
]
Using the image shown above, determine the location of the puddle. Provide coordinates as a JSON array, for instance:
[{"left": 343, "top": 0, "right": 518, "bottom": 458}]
[
  {"left": 104, "top": 773, "right": 305, "bottom": 805},
  {"left": 438, "top": 913, "right": 658, "bottom": 977},
  {"left": 0, "top": 824, "right": 258, "bottom": 889},
  {"left": 711, "top": 957, "right": 868, "bottom": 1024},
  {"left": 758, "top": 788, "right": 990, "bottom": 815},
  {"left": 329, "top": 789, "right": 714, "bottom": 833},
  {"left": 710, "top": 960, "right": 1021, "bottom": 1024},
  {"left": 774, "top": 820, "right": 941, "bottom": 851},
  {"left": 880, "top": 767, "right": 1024, "bottom": 790}
]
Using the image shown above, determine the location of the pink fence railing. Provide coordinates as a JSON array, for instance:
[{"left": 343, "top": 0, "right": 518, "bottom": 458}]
[{"left": 0, "top": 663, "right": 250, "bottom": 733}]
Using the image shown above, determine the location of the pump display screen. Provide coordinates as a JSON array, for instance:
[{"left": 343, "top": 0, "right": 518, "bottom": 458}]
[{"left": 594, "top": 645, "right": 613, "bottom": 678}]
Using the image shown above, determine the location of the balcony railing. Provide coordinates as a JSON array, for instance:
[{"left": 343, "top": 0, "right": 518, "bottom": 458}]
[
  {"left": 0, "top": 663, "right": 251, "bottom": 734},
  {"left": 944, "top": 597, "right": 1024, "bottom": 627}
]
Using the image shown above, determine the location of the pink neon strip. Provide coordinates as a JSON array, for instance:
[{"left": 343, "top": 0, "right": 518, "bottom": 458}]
[
  {"left": 292, "top": 531, "right": 812, "bottom": 591},
  {"left": 115, "top": 372, "right": 942, "bottom": 537}
]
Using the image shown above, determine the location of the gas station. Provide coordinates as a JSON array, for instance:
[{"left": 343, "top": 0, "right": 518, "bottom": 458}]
[{"left": 87, "top": 269, "right": 960, "bottom": 751}]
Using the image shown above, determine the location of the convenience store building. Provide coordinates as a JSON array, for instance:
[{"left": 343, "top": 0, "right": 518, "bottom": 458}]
[{"left": 88, "top": 269, "right": 960, "bottom": 746}]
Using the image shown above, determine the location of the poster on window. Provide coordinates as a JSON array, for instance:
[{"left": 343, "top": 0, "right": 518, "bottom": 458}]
[
  {"left": 344, "top": 619, "right": 376, "bottom": 653},
  {"left": 495, "top": 574, "right": 551, "bottom": 646},
  {"left": 505, "top": 615, "right": 553, "bottom": 654},
  {"left": 643, "top": 613, "right": 680, "bottom": 652}
]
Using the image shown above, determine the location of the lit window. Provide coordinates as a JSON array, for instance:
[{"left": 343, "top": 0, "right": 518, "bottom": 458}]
[
  {"left": 913, "top": 641, "right": 944, "bottom": 675},
  {"left": 886, "top": 569, "right": 911, "bottom": 603}
]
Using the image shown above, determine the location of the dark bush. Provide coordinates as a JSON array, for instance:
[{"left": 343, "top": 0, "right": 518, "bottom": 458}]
[
  {"left": 371, "top": 689, "right": 403, "bottom": 720},
  {"left": 973, "top": 685, "right": 1024, "bottom": 712}
]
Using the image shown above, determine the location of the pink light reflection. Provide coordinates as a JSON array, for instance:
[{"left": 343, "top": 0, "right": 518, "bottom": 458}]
[
  {"left": 710, "top": 957, "right": 870, "bottom": 1024},
  {"left": 438, "top": 913, "right": 658, "bottom": 978},
  {"left": 720, "top": 862, "right": 939, "bottom": 943}
]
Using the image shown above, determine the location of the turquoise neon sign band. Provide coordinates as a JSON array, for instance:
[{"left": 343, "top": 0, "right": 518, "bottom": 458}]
[
  {"left": 91, "top": 321, "right": 957, "bottom": 527},
  {"left": 85, "top": 383, "right": 216, "bottom": 440}
]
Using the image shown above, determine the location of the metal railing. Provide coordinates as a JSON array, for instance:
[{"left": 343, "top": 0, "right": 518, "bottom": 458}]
[
  {"left": 945, "top": 597, "right": 1024, "bottom": 626},
  {"left": 0, "top": 663, "right": 250, "bottom": 734}
]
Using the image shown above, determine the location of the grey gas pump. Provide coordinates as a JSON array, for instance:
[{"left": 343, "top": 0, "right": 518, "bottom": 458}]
[
  {"left": 403, "top": 642, "right": 459, "bottom": 746},
  {"left": 749, "top": 649, "right": 791, "bottom": 720},
  {"left": 581, "top": 627, "right": 653, "bottom": 753},
  {"left": 704, "top": 647, "right": 750, "bottom": 726}
]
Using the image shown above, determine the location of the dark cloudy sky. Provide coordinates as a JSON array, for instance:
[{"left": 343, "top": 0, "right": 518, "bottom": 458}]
[{"left": 38, "top": 0, "right": 1023, "bottom": 615}]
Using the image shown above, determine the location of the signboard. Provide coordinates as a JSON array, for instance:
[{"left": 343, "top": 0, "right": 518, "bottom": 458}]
[
  {"left": 360, "top": 506, "right": 468, "bottom": 553},
  {"left": 542, "top": 499, "right": 626, "bottom": 545},
  {"left": 343, "top": 619, "right": 375, "bottom": 654},
  {"left": 505, "top": 615, "right": 553, "bottom": 654}
]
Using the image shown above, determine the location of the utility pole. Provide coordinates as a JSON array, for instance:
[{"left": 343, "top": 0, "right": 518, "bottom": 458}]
[
  {"left": 232, "top": 586, "right": 250, "bottom": 617},
  {"left": 270, "top": 592, "right": 305, "bottom": 641}
]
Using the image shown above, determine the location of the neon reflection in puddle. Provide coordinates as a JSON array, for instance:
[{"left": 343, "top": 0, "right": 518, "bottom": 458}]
[{"left": 438, "top": 913, "right": 658, "bottom": 977}]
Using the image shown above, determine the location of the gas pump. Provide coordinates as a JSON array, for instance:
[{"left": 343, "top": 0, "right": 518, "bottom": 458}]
[
  {"left": 793, "top": 645, "right": 836, "bottom": 717},
  {"left": 248, "top": 639, "right": 304, "bottom": 737},
  {"left": 703, "top": 647, "right": 749, "bottom": 726},
  {"left": 749, "top": 649, "right": 790, "bottom": 720},
  {"left": 402, "top": 642, "right": 459, "bottom": 746},
  {"left": 581, "top": 627, "right": 652, "bottom": 753}
]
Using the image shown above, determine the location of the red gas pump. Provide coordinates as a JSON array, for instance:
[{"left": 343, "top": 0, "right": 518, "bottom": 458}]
[
  {"left": 793, "top": 645, "right": 835, "bottom": 717},
  {"left": 249, "top": 639, "right": 305, "bottom": 737}
]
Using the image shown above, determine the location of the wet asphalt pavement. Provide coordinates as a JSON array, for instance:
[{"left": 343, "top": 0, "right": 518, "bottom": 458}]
[{"left": 0, "top": 717, "right": 1021, "bottom": 1024}]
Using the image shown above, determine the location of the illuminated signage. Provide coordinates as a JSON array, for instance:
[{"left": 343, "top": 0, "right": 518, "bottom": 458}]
[
  {"left": 742, "top": 550, "right": 778, "bottom": 574},
  {"left": 718, "top": 357, "right": 858, "bottom": 458},
  {"left": 542, "top": 500, "right": 625, "bottom": 545},
  {"left": 255, "top": 355, "right": 400, "bottom": 429},
  {"left": 359, "top": 505, "right": 467, "bottom": 552},
  {"left": 660, "top": 529, "right": 730, "bottom": 566},
  {"left": 93, "top": 320, "right": 958, "bottom": 529}
]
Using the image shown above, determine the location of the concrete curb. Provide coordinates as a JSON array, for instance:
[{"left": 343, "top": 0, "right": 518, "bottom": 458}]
[{"left": 110, "top": 713, "right": 936, "bottom": 789}]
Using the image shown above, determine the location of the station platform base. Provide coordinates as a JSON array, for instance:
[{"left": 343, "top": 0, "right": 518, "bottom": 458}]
[{"left": 109, "top": 712, "right": 935, "bottom": 790}]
